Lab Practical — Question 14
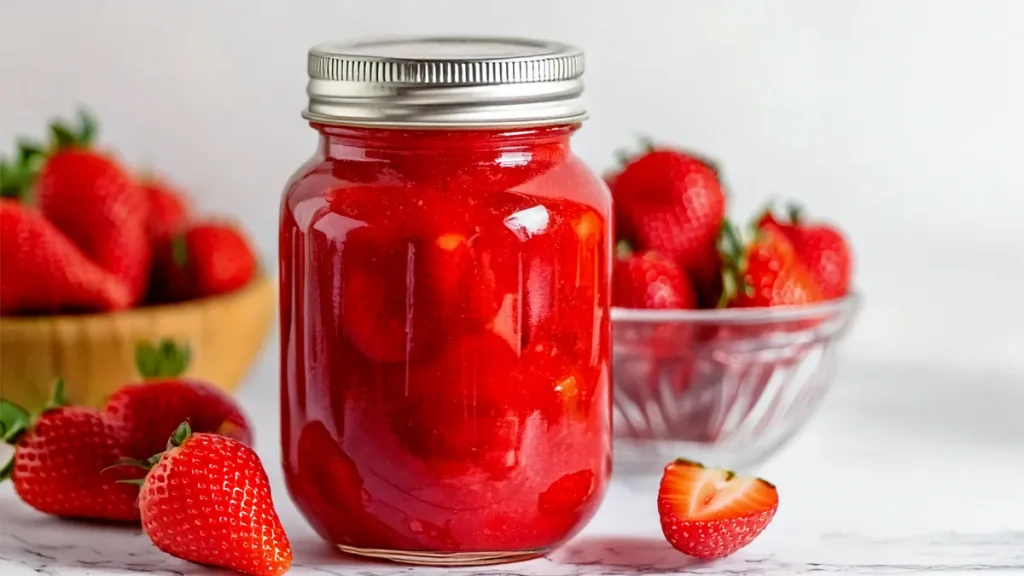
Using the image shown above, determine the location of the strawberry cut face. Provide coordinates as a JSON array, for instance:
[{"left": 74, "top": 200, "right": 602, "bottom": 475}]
[{"left": 658, "top": 459, "right": 778, "bottom": 560}]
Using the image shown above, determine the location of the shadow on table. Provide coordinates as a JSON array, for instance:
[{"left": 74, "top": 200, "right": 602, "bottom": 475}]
[{"left": 551, "top": 535, "right": 704, "bottom": 572}]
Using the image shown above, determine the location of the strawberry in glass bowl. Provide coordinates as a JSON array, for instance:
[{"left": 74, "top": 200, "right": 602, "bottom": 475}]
[{"left": 609, "top": 142, "right": 860, "bottom": 472}]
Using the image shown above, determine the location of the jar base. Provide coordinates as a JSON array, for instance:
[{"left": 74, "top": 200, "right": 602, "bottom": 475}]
[{"left": 337, "top": 544, "right": 547, "bottom": 566}]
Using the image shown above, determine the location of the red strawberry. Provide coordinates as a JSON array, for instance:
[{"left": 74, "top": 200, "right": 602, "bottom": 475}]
[
  {"left": 613, "top": 244, "right": 698, "bottom": 309},
  {"left": 34, "top": 111, "right": 151, "bottom": 304},
  {"left": 612, "top": 146, "right": 726, "bottom": 289},
  {"left": 140, "top": 176, "right": 190, "bottom": 241},
  {"left": 719, "top": 220, "right": 824, "bottom": 308},
  {"left": 0, "top": 200, "right": 131, "bottom": 314},
  {"left": 658, "top": 459, "right": 778, "bottom": 560},
  {"left": 1, "top": 382, "right": 141, "bottom": 522},
  {"left": 758, "top": 204, "right": 852, "bottom": 300},
  {"left": 152, "top": 221, "right": 257, "bottom": 301},
  {"left": 133, "top": 422, "right": 292, "bottom": 576},
  {"left": 103, "top": 340, "right": 252, "bottom": 457}
]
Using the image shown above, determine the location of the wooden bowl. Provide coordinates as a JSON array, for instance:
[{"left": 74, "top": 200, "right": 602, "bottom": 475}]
[{"left": 0, "top": 275, "right": 275, "bottom": 410}]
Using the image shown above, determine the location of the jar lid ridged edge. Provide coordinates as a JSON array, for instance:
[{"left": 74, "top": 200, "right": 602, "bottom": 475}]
[{"left": 304, "top": 36, "right": 588, "bottom": 129}]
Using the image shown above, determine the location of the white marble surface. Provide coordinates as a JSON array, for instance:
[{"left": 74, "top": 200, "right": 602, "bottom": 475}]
[{"left": 2, "top": 359, "right": 1024, "bottom": 575}]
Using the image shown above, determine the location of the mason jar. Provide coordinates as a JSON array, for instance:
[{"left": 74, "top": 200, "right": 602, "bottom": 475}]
[{"left": 279, "top": 37, "right": 612, "bottom": 566}]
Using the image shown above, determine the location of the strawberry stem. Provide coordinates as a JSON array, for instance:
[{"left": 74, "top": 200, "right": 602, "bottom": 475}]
[
  {"left": 110, "top": 420, "right": 192, "bottom": 487},
  {"left": 135, "top": 340, "right": 191, "bottom": 379}
]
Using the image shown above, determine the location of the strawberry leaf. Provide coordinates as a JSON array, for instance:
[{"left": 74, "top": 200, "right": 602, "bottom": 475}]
[
  {"left": 50, "top": 122, "right": 78, "bottom": 150},
  {"left": 0, "top": 140, "right": 46, "bottom": 204},
  {"left": 135, "top": 339, "right": 191, "bottom": 379},
  {"left": 77, "top": 108, "right": 97, "bottom": 146},
  {"left": 787, "top": 202, "right": 805, "bottom": 225},
  {"left": 43, "top": 379, "right": 66, "bottom": 412},
  {"left": 637, "top": 134, "right": 656, "bottom": 154},
  {"left": 47, "top": 108, "right": 99, "bottom": 152},
  {"left": 0, "top": 457, "right": 13, "bottom": 483},
  {"left": 168, "top": 420, "right": 192, "bottom": 449},
  {"left": 105, "top": 457, "right": 151, "bottom": 472},
  {"left": 0, "top": 400, "right": 30, "bottom": 444}
]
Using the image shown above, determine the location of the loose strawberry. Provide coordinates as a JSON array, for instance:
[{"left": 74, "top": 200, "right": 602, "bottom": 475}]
[
  {"left": 33, "top": 111, "right": 151, "bottom": 304},
  {"left": 0, "top": 381, "right": 141, "bottom": 522},
  {"left": 612, "top": 144, "right": 726, "bottom": 289},
  {"left": 130, "top": 422, "right": 292, "bottom": 576},
  {"left": 718, "top": 220, "right": 824, "bottom": 308},
  {"left": 613, "top": 243, "right": 698, "bottom": 309},
  {"left": 140, "top": 176, "right": 190, "bottom": 241},
  {"left": 151, "top": 221, "right": 257, "bottom": 301},
  {"left": 758, "top": 204, "right": 852, "bottom": 300},
  {"left": 104, "top": 340, "right": 252, "bottom": 457},
  {"left": 0, "top": 200, "right": 131, "bottom": 314},
  {"left": 658, "top": 459, "right": 779, "bottom": 560}
]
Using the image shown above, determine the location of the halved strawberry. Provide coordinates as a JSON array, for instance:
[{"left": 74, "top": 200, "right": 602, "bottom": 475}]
[{"left": 657, "top": 459, "right": 778, "bottom": 560}]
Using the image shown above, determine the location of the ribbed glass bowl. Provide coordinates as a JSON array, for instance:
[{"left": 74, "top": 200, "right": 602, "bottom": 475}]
[{"left": 612, "top": 295, "right": 860, "bottom": 472}]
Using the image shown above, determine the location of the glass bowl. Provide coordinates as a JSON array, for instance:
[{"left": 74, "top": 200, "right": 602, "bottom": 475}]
[{"left": 611, "top": 295, "right": 860, "bottom": 472}]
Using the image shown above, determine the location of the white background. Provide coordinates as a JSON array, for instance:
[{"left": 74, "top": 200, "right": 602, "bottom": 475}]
[{"left": 2, "top": 0, "right": 1023, "bottom": 377}]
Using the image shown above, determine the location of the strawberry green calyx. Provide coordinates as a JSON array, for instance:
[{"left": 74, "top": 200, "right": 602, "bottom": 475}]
[
  {"left": 1, "top": 107, "right": 98, "bottom": 203},
  {"left": 111, "top": 420, "right": 192, "bottom": 487},
  {"left": 43, "top": 379, "right": 67, "bottom": 412},
  {"left": 0, "top": 140, "right": 46, "bottom": 203},
  {"left": 48, "top": 108, "right": 98, "bottom": 152},
  {"left": 0, "top": 402, "right": 30, "bottom": 445},
  {"left": 618, "top": 135, "right": 723, "bottom": 178},
  {"left": 135, "top": 339, "right": 191, "bottom": 380},
  {"left": 166, "top": 420, "right": 192, "bottom": 449},
  {"left": 715, "top": 219, "right": 754, "bottom": 309},
  {"left": 615, "top": 240, "right": 634, "bottom": 259},
  {"left": 0, "top": 379, "right": 68, "bottom": 481},
  {"left": 170, "top": 233, "right": 189, "bottom": 268},
  {"left": 787, "top": 202, "right": 805, "bottom": 225}
]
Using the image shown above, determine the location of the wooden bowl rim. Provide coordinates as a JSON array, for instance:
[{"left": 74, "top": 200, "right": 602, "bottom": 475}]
[{"left": 0, "top": 274, "right": 274, "bottom": 326}]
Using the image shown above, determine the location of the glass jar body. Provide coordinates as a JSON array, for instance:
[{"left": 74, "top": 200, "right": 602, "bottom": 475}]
[{"left": 279, "top": 124, "right": 612, "bottom": 564}]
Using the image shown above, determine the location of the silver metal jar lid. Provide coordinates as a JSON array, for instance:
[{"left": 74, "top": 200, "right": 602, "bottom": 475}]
[{"left": 304, "top": 37, "right": 586, "bottom": 129}]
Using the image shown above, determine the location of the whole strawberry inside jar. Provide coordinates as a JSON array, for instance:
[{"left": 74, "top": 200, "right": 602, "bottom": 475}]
[{"left": 279, "top": 36, "right": 612, "bottom": 565}]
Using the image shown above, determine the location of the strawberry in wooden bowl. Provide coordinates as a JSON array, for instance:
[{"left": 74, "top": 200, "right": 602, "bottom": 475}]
[
  {"left": 609, "top": 140, "right": 859, "bottom": 472},
  {"left": 0, "top": 110, "right": 273, "bottom": 410}
]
